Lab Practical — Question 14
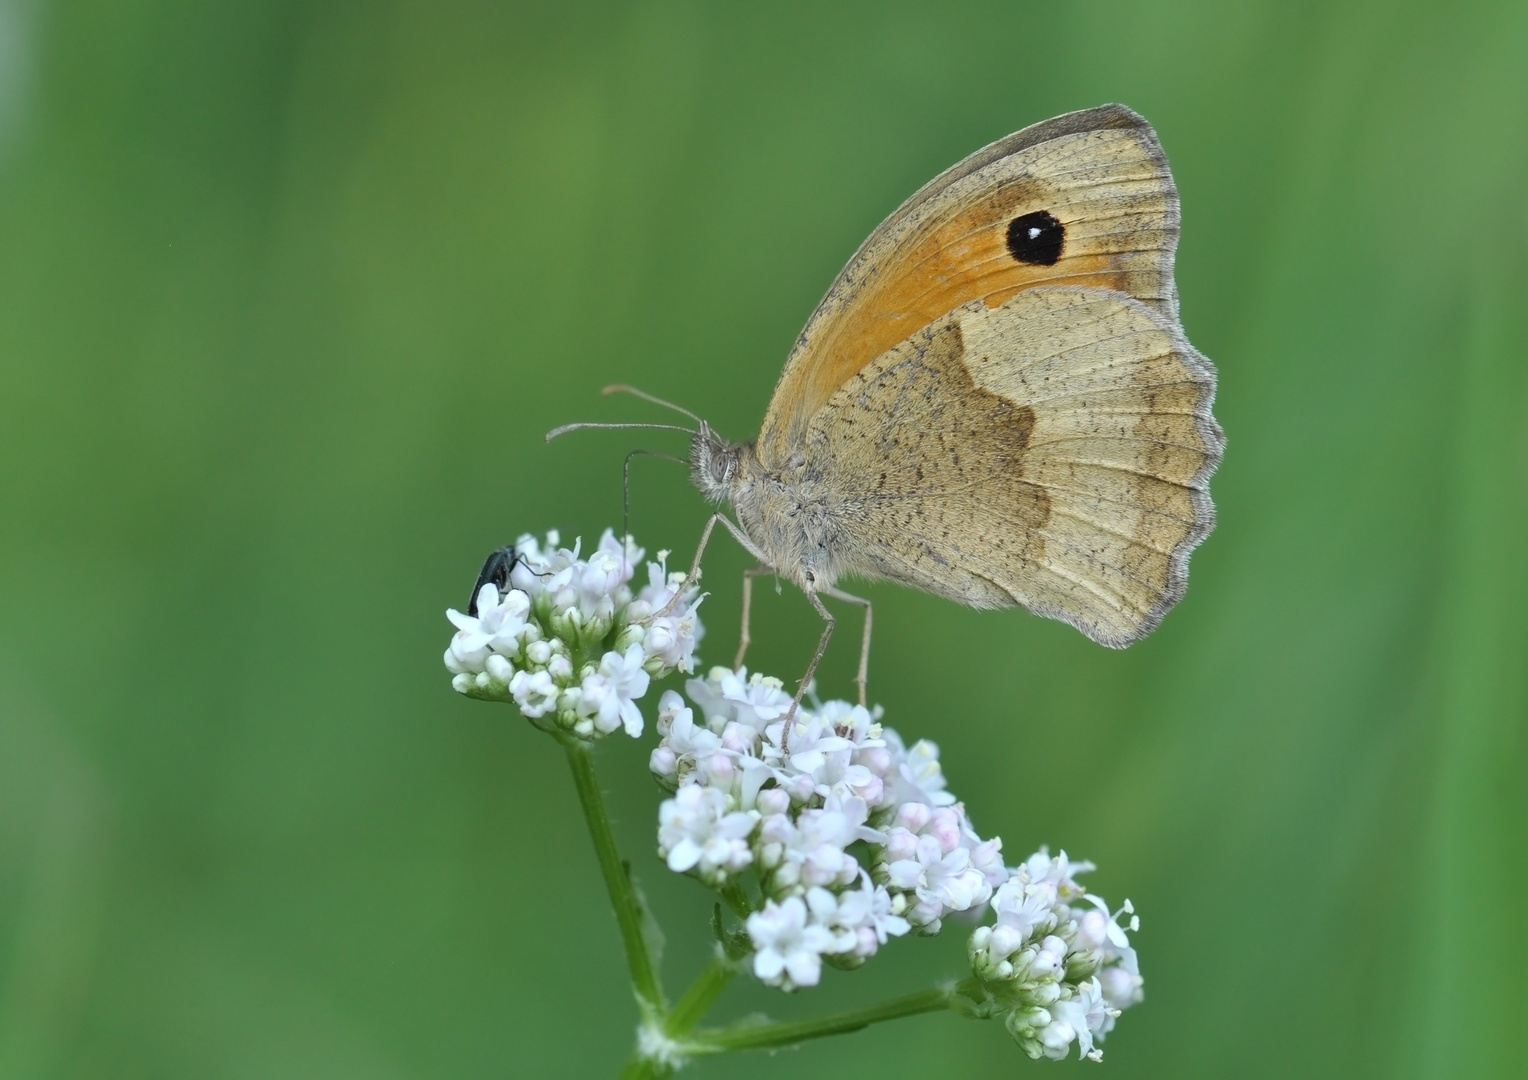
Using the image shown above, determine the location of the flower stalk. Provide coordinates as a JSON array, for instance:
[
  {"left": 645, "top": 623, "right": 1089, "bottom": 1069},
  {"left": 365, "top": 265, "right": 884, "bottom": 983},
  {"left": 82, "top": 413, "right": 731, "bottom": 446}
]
[
  {"left": 561, "top": 734, "right": 665, "bottom": 1021},
  {"left": 662, "top": 953, "right": 737, "bottom": 1037}
]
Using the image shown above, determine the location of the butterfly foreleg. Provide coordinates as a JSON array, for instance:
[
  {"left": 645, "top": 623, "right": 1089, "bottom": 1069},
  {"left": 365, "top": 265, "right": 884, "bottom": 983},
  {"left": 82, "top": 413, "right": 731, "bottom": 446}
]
[
  {"left": 823, "top": 586, "right": 872, "bottom": 707},
  {"left": 653, "top": 511, "right": 771, "bottom": 621}
]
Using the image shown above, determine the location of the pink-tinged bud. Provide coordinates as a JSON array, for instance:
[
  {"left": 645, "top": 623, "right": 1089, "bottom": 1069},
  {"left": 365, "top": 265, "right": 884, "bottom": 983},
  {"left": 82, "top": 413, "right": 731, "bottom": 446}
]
[
  {"left": 756, "top": 787, "right": 791, "bottom": 816},
  {"left": 703, "top": 753, "right": 737, "bottom": 788},
  {"left": 927, "top": 808, "right": 963, "bottom": 852},
  {"left": 782, "top": 773, "right": 816, "bottom": 803},
  {"left": 895, "top": 802, "right": 932, "bottom": 833},
  {"left": 758, "top": 813, "right": 794, "bottom": 846},
  {"left": 882, "top": 826, "right": 919, "bottom": 862}
]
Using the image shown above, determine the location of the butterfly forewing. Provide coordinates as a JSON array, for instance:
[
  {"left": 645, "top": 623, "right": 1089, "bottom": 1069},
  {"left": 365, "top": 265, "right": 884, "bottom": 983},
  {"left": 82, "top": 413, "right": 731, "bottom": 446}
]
[{"left": 758, "top": 104, "right": 1181, "bottom": 468}]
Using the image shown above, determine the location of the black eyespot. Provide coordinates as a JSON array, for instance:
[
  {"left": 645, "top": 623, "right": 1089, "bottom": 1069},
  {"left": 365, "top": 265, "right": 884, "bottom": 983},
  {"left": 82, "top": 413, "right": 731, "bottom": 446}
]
[
  {"left": 468, "top": 546, "right": 521, "bottom": 615},
  {"left": 1005, "top": 210, "right": 1064, "bottom": 266}
]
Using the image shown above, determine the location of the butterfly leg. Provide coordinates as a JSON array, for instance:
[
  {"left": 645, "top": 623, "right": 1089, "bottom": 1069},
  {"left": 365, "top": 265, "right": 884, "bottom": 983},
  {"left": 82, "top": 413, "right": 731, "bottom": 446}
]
[
  {"left": 823, "top": 586, "right": 872, "bottom": 707},
  {"left": 734, "top": 565, "right": 776, "bottom": 673},
  {"left": 778, "top": 584, "right": 838, "bottom": 753},
  {"left": 653, "top": 512, "right": 770, "bottom": 621}
]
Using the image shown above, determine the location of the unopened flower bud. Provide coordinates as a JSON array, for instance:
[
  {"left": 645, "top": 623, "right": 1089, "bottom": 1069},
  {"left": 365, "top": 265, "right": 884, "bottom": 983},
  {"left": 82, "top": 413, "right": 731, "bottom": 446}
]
[
  {"left": 894, "top": 802, "right": 932, "bottom": 833},
  {"left": 756, "top": 787, "right": 791, "bottom": 816},
  {"left": 485, "top": 653, "right": 515, "bottom": 684},
  {"left": 649, "top": 746, "right": 678, "bottom": 779}
]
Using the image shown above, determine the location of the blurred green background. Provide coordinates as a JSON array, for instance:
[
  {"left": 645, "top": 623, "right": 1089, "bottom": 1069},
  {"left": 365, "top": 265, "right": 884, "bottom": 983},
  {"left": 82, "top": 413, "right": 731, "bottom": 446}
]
[{"left": 2, "top": 0, "right": 1525, "bottom": 1076}]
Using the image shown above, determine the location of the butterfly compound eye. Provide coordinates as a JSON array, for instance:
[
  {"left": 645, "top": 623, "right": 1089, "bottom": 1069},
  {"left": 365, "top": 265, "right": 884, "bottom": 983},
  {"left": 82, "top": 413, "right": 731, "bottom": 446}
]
[
  {"left": 1005, "top": 210, "right": 1064, "bottom": 266},
  {"left": 468, "top": 546, "right": 520, "bottom": 616}
]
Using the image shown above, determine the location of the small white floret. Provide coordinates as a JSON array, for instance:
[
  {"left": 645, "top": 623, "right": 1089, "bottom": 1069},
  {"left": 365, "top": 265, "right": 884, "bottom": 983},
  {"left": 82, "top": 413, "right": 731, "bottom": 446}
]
[{"left": 746, "top": 896, "right": 837, "bottom": 990}]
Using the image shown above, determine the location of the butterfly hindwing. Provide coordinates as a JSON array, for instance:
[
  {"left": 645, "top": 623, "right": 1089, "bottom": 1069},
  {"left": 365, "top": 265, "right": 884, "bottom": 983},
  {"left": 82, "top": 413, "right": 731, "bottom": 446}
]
[{"left": 804, "top": 286, "right": 1221, "bottom": 647}]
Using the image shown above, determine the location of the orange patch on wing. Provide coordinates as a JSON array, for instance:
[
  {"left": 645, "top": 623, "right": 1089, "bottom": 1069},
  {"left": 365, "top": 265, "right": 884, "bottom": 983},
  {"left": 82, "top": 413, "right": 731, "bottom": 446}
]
[{"left": 767, "top": 191, "right": 1128, "bottom": 461}]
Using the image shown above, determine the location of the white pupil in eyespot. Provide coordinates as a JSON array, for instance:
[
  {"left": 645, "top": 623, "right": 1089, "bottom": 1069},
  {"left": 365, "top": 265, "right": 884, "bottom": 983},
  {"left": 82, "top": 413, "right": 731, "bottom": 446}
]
[{"left": 1028, "top": 227, "right": 1042, "bottom": 239}]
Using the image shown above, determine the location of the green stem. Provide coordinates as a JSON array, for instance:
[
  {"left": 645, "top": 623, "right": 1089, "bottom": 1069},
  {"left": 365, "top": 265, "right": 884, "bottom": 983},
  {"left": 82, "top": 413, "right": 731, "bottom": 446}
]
[
  {"left": 689, "top": 981, "right": 970, "bottom": 1054},
  {"left": 561, "top": 736, "right": 664, "bottom": 1018},
  {"left": 617, "top": 1054, "right": 664, "bottom": 1080},
  {"left": 664, "top": 953, "right": 738, "bottom": 1037}
]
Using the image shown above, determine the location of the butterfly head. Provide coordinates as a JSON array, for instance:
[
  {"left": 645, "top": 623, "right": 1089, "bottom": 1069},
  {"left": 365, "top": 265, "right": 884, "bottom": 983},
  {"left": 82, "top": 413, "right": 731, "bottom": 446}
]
[{"left": 689, "top": 422, "right": 743, "bottom": 504}]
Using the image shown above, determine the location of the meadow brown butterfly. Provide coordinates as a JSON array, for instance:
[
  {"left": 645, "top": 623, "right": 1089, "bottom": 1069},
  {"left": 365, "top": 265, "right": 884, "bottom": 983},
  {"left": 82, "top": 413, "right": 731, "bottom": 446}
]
[{"left": 555, "top": 104, "right": 1223, "bottom": 713}]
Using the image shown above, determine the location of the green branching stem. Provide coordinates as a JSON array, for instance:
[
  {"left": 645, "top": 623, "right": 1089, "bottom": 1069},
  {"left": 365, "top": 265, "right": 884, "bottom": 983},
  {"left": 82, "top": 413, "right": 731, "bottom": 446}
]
[
  {"left": 563, "top": 736, "right": 977, "bottom": 1077},
  {"left": 665, "top": 953, "right": 738, "bottom": 1036},
  {"left": 685, "top": 980, "right": 974, "bottom": 1055}
]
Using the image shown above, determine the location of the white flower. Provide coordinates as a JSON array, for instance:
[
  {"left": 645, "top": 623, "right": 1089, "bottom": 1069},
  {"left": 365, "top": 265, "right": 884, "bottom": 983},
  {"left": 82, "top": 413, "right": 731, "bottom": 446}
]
[
  {"left": 580, "top": 645, "right": 651, "bottom": 736},
  {"left": 508, "top": 669, "right": 559, "bottom": 718},
  {"left": 1044, "top": 979, "right": 1113, "bottom": 1061},
  {"left": 769, "top": 712, "right": 855, "bottom": 786},
  {"left": 828, "top": 875, "right": 910, "bottom": 958},
  {"left": 654, "top": 689, "right": 689, "bottom": 736},
  {"left": 1099, "top": 962, "right": 1144, "bottom": 1014},
  {"left": 988, "top": 876, "right": 1060, "bottom": 955},
  {"left": 427, "top": 546, "right": 1160, "bottom": 1039},
  {"left": 885, "top": 735, "right": 957, "bottom": 807},
  {"left": 968, "top": 834, "right": 1007, "bottom": 890},
  {"left": 816, "top": 700, "right": 882, "bottom": 746},
  {"left": 446, "top": 530, "right": 706, "bottom": 740},
  {"left": 756, "top": 796, "right": 874, "bottom": 893},
  {"left": 663, "top": 703, "right": 723, "bottom": 760},
  {"left": 747, "top": 896, "right": 838, "bottom": 990},
  {"left": 884, "top": 834, "right": 990, "bottom": 929},
  {"left": 685, "top": 668, "right": 739, "bottom": 729},
  {"left": 657, "top": 785, "right": 758, "bottom": 884},
  {"left": 596, "top": 528, "right": 643, "bottom": 572},
  {"left": 969, "top": 848, "right": 1143, "bottom": 1059},
  {"left": 643, "top": 592, "right": 706, "bottom": 674},
  {"left": 445, "top": 585, "right": 530, "bottom": 667},
  {"left": 1018, "top": 848, "right": 1094, "bottom": 900},
  {"left": 724, "top": 670, "right": 795, "bottom": 732},
  {"left": 1038, "top": 1013, "right": 1080, "bottom": 1060},
  {"left": 631, "top": 554, "right": 692, "bottom": 618},
  {"left": 575, "top": 548, "right": 628, "bottom": 617}
]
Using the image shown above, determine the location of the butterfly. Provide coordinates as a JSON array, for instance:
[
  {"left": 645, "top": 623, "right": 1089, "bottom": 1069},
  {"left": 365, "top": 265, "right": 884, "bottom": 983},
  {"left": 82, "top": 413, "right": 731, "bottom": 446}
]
[{"left": 556, "top": 104, "right": 1223, "bottom": 713}]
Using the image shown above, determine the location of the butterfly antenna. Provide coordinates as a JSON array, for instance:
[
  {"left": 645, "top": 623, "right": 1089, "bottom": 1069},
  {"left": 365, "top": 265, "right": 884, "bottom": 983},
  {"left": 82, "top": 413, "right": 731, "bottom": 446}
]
[
  {"left": 545, "top": 421, "right": 696, "bottom": 442},
  {"left": 602, "top": 384, "right": 704, "bottom": 426}
]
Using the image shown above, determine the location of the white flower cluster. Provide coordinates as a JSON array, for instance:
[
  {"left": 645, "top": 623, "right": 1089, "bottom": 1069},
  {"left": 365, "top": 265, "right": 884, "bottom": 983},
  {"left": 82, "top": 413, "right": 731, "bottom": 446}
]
[
  {"left": 649, "top": 668, "right": 995, "bottom": 988},
  {"left": 649, "top": 667, "right": 1143, "bottom": 1059},
  {"left": 444, "top": 531, "right": 704, "bottom": 739},
  {"left": 443, "top": 525, "right": 1144, "bottom": 1061},
  {"left": 968, "top": 850, "right": 1144, "bottom": 1062}
]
